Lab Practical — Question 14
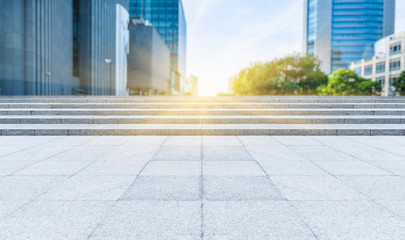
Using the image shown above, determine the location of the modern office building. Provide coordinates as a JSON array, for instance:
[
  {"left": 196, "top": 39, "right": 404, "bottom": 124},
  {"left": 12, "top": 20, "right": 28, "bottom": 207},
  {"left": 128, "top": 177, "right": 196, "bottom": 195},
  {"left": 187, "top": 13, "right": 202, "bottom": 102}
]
[
  {"left": 129, "top": 0, "right": 187, "bottom": 94},
  {"left": 350, "top": 32, "right": 405, "bottom": 96},
  {"left": 303, "top": 0, "right": 396, "bottom": 74},
  {"left": 0, "top": 0, "right": 78, "bottom": 95},
  {"left": 76, "top": 0, "right": 130, "bottom": 96},
  {"left": 127, "top": 19, "right": 170, "bottom": 95},
  {"left": 0, "top": 0, "right": 130, "bottom": 96}
]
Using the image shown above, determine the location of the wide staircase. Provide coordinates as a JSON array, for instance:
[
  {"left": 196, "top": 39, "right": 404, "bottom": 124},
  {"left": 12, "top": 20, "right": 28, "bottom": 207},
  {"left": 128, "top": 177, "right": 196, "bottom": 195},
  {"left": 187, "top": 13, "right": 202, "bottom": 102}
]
[{"left": 0, "top": 96, "right": 405, "bottom": 136}]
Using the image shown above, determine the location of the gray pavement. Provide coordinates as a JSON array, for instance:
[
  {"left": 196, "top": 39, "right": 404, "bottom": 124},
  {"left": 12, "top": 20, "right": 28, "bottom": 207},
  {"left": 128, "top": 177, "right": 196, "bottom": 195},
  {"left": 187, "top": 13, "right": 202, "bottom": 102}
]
[{"left": 0, "top": 136, "right": 405, "bottom": 239}]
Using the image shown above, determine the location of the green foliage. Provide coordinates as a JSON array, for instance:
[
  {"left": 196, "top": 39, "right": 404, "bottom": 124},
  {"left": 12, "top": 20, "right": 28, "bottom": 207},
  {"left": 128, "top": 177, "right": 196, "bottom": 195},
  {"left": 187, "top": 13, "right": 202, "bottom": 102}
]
[
  {"left": 231, "top": 55, "right": 382, "bottom": 96},
  {"left": 317, "top": 69, "right": 381, "bottom": 96},
  {"left": 393, "top": 71, "right": 405, "bottom": 95},
  {"left": 232, "top": 55, "right": 328, "bottom": 95}
]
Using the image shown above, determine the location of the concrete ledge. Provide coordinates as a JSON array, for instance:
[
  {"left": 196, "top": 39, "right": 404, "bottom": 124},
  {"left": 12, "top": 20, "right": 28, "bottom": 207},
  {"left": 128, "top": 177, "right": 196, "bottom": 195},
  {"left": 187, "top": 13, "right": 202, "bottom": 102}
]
[
  {"left": 1, "top": 116, "right": 405, "bottom": 124},
  {"left": 2, "top": 109, "right": 405, "bottom": 116},
  {"left": 1, "top": 124, "right": 404, "bottom": 136}
]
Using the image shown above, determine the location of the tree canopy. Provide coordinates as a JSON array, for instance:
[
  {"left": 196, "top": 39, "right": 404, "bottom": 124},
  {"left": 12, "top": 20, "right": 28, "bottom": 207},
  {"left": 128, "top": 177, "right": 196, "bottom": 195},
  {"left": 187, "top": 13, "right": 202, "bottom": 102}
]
[
  {"left": 232, "top": 55, "right": 381, "bottom": 96},
  {"left": 317, "top": 69, "right": 381, "bottom": 96},
  {"left": 393, "top": 71, "right": 405, "bottom": 95},
  {"left": 232, "top": 55, "right": 328, "bottom": 95}
]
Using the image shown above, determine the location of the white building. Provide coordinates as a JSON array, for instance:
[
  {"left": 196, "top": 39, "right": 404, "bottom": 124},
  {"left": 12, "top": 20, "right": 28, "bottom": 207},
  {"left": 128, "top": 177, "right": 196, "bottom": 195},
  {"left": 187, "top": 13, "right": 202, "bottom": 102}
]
[{"left": 350, "top": 32, "right": 405, "bottom": 96}]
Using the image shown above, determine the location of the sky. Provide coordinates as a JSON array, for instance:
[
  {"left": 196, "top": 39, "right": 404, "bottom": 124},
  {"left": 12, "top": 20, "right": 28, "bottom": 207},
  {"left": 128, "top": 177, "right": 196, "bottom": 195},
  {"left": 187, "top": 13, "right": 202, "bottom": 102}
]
[{"left": 182, "top": 0, "right": 405, "bottom": 96}]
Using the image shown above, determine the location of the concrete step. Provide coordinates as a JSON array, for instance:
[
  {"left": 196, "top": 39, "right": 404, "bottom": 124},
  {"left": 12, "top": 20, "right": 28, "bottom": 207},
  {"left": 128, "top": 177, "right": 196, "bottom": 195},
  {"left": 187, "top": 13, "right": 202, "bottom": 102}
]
[
  {"left": 1, "top": 124, "right": 404, "bottom": 136},
  {"left": 2, "top": 109, "right": 405, "bottom": 116},
  {"left": 1, "top": 96, "right": 405, "bottom": 104},
  {"left": 2, "top": 103, "right": 405, "bottom": 109},
  {"left": 1, "top": 115, "right": 405, "bottom": 124}
]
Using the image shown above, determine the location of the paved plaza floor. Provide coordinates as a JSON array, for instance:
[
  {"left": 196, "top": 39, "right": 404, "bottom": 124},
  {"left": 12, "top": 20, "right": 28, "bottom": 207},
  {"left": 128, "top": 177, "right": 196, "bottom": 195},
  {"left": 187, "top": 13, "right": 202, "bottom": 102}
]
[{"left": 0, "top": 136, "right": 405, "bottom": 239}]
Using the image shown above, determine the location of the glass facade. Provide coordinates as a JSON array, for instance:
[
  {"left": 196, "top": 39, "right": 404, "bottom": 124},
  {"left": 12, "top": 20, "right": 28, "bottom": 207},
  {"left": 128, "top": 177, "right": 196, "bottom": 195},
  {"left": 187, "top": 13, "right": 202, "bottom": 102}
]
[
  {"left": 305, "top": 0, "right": 395, "bottom": 74},
  {"left": 307, "top": 0, "right": 317, "bottom": 57},
  {"left": 129, "top": 0, "right": 187, "bottom": 93},
  {"left": 331, "top": 0, "right": 385, "bottom": 72}
]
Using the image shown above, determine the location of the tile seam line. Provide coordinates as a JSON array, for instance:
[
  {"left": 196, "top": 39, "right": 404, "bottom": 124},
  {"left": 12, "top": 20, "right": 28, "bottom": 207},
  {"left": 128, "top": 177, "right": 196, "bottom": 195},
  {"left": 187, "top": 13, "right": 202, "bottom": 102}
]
[
  {"left": 200, "top": 135, "right": 204, "bottom": 240},
  {"left": 265, "top": 136, "right": 324, "bottom": 240},
  {"left": 85, "top": 136, "right": 169, "bottom": 239},
  {"left": 0, "top": 143, "right": 79, "bottom": 221},
  {"left": 316, "top": 142, "right": 405, "bottom": 220}
]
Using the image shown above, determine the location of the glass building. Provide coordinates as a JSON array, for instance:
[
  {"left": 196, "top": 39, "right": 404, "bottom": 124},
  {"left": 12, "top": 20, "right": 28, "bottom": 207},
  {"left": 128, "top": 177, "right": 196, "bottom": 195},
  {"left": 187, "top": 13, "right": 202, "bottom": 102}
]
[
  {"left": 0, "top": 0, "right": 130, "bottom": 96},
  {"left": 129, "top": 0, "right": 187, "bottom": 94},
  {"left": 303, "top": 0, "right": 395, "bottom": 74}
]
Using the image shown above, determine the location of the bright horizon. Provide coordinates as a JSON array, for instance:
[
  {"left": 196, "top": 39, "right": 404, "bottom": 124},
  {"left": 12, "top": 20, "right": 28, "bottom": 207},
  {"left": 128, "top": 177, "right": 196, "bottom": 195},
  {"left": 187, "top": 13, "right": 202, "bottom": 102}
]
[{"left": 182, "top": 0, "right": 405, "bottom": 96}]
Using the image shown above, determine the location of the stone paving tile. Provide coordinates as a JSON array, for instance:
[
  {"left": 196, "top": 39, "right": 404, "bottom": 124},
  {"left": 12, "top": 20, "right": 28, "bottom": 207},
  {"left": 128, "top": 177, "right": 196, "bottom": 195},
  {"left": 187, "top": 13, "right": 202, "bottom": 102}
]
[
  {"left": 273, "top": 136, "right": 323, "bottom": 146},
  {"left": 306, "top": 136, "right": 362, "bottom": 146},
  {"left": 122, "top": 176, "right": 200, "bottom": 201},
  {"left": 13, "top": 160, "right": 93, "bottom": 176},
  {"left": 203, "top": 176, "right": 284, "bottom": 201},
  {"left": 203, "top": 146, "right": 254, "bottom": 161},
  {"left": 375, "top": 201, "right": 405, "bottom": 219},
  {"left": 41, "top": 176, "right": 135, "bottom": 201},
  {"left": 246, "top": 145, "right": 307, "bottom": 162},
  {"left": 315, "top": 161, "right": 393, "bottom": 176},
  {"left": 0, "top": 146, "right": 32, "bottom": 157},
  {"left": 83, "top": 136, "right": 132, "bottom": 146},
  {"left": 203, "top": 201, "right": 316, "bottom": 240},
  {"left": 270, "top": 176, "right": 365, "bottom": 201},
  {"left": 89, "top": 201, "right": 201, "bottom": 240},
  {"left": 260, "top": 161, "right": 327, "bottom": 176},
  {"left": 0, "top": 136, "right": 61, "bottom": 146},
  {"left": 0, "top": 201, "right": 29, "bottom": 219},
  {"left": 0, "top": 136, "right": 28, "bottom": 145},
  {"left": 0, "top": 176, "right": 67, "bottom": 200},
  {"left": 98, "top": 145, "right": 159, "bottom": 162},
  {"left": 0, "top": 161, "right": 32, "bottom": 177},
  {"left": 203, "top": 136, "right": 242, "bottom": 146},
  {"left": 372, "top": 161, "right": 405, "bottom": 176},
  {"left": 385, "top": 137, "right": 405, "bottom": 145},
  {"left": 164, "top": 136, "right": 202, "bottom": 146},
  {"left": 338, "top": 176, "right": 405, "bottom": 200},
  {"left": 0, "top": 136, "right": 404, "bottom": 239},
  {"left": 0, "top": 146, "right": 72, "bottom": 162},
  {"left": 152, "top": 145, "right": 201, "bottom": 161},
  {"left": 291, "top": 201, "right": 405, "bottom": 240},
  {"left": 333, "top": 145, "right": 405, "bottom": 162},
  {"left": 141, "top": 161, "right": 201, "bottom": 176},
  {"left": 41, "top": 136, "right": 97, "bottom": 146},
  {"left": 121, "top": 136, "right": 167, "bottom": 146},
  {"left": 78, "top": 161, "right": 146, "bottom": 176},
  {"left": 289, "top": 146, "right": 359, "bottom": 162},
  {"left": 46, "top": 146, "right": 119, "bottom": 162},
  {"left": 0, "top": 201, "right": 114, "bottom": 240},
  {"left": 238, "top": 136, "right": 284, "bottom": 146},
  {"left": 377, "top": 146, "right": 405, "bottom": 157},
  {"left": 346, "top": 136, "right": 405, "bottom": 147},
  {"left": 203, "top": 161, "right": 265, "bottom": 176}
]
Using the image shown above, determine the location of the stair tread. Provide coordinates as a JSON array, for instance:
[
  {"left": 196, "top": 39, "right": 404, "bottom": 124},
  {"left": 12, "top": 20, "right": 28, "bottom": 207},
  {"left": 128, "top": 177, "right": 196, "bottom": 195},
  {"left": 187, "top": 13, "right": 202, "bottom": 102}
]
[{"left": 2, "top": 124, "right": 405, "bottom": 129}]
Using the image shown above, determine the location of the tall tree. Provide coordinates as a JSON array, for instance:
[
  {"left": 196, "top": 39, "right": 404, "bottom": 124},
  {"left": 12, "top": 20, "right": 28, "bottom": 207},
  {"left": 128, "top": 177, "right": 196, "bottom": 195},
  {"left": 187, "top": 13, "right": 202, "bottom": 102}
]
[
  {"left": 232, "top": 55, "right": 327, "bottom": 95},
  {"left": 317, "top": 69, "right": 381, "bottom": 96},
  {"left": 393, "top": 71, "right": 405, "bottom": 95}
]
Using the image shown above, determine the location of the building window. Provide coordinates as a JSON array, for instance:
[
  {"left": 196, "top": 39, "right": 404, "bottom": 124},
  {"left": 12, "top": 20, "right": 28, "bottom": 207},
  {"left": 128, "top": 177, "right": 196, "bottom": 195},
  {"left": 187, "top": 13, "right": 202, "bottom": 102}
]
[
  {"left": 364, "top": 65, "right": 372, "bottom": 76},
  {"left": 389, "top": 76, "right": 398, "bottom": 85},
  {"left": 389, "top": 60, "right": 401, "bottom": 72},
  {"left": 375, "top": 77, "right": 385, "bottom": 88},
  {"left": 375, "top": 62, "right": 385, "bottom": 74},
  {"left": 390, "top": 43, "right": 401, "bottom": 56}
]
